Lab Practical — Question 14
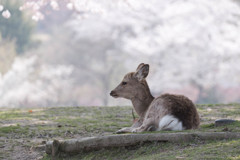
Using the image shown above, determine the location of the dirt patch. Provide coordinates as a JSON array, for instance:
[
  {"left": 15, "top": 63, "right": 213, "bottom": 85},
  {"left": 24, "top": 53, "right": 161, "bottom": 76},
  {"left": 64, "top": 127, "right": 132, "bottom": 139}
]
[{"left": 0, "top": 138, "right": 44, "bottom": 160}]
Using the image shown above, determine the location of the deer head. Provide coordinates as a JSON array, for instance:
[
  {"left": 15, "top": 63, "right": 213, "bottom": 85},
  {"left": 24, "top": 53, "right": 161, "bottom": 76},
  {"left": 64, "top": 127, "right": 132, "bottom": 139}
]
[{"left": 110, "top": 63, "right": 151, "bottom": 100}]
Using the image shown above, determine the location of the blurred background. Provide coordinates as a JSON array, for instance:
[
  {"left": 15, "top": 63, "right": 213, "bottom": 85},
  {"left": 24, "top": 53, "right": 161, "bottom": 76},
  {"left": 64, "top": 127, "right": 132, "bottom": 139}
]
[{"left": 0, "top": 0, "right": 240, "bottom": 108}]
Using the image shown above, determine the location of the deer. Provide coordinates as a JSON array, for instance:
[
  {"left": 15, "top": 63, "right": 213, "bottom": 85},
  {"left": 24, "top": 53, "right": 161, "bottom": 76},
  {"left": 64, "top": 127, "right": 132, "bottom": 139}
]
[{"left": 110, "top": 63, "right": 200, "bottom": 133}]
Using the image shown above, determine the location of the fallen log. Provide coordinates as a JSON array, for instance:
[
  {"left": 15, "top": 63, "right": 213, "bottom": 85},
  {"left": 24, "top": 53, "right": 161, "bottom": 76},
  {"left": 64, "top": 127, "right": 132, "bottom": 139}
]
[{"left": 46, "top": 132, "right": 240, "bottom": 156}]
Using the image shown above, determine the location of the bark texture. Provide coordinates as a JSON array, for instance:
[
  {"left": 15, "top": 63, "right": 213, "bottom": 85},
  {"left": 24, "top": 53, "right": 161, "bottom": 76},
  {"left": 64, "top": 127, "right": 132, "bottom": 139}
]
[{"left": 46, "top": 132, "right": 240, "bottom": 156}]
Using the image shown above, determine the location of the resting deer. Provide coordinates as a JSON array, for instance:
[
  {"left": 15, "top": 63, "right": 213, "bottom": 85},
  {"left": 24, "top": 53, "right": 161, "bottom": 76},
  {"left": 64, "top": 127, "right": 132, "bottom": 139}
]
[{"left": 110, "top": 63, "right": 200, "bottom": 133}]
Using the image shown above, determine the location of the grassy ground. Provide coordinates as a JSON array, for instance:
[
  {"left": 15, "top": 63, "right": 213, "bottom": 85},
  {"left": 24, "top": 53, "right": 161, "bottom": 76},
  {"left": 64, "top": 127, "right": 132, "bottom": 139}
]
[{"left": 0, "top": 104, "right": 240, "bottom": 160}]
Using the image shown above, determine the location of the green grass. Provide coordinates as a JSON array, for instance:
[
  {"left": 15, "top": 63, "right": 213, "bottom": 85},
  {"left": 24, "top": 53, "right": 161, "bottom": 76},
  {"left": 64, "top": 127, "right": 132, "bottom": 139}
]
[
  {"left": 0, "top": 104, "right": 240, "bottom": 159},
  {"left": 0, "top": 106, "right": 133, "bottom": 138},
  {"left": 45, "top": 139, "right": 240, "bottom": 160},
  {"left": 0, "top": 125, "right": 29, "bottom": 136},
  {"left": 136, "top": 139, "right": 240, "bottom": 160}
]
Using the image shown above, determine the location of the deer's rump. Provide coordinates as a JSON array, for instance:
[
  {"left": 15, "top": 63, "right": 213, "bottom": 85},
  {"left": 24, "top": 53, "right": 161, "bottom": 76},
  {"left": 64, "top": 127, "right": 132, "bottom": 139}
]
[{"left": 147, "top": 94, "right": 200, "bottom": 131}]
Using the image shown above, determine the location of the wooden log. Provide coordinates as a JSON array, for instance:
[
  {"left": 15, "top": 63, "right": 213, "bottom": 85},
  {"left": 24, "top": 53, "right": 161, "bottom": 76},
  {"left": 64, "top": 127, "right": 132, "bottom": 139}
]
[
  {"left": 45, "top": 132, "right": 240, "bottom": 156},
  {"left": 215, "top": 119, "right": 236, "bottom": 127}
]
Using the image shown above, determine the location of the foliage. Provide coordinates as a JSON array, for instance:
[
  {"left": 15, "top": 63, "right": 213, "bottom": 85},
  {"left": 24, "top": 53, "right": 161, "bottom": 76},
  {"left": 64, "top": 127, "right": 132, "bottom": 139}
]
[
  {"left": 197, "top": 86, "right": 224, "bottom": 104},
  {"left": 0, "top": 25, "right": 131, "bottom": 107},
  {"left": 0, "top": 36, "right": 16, "bottom": 74},
  {"left": 0, "top": 0, "right": 34, "bottom": 53},
  {"left": 68, "top": 0, "right": 240, "bottom": 104},
  {"left": 1, "top": 0, "right": 240, "bottom": 106}
]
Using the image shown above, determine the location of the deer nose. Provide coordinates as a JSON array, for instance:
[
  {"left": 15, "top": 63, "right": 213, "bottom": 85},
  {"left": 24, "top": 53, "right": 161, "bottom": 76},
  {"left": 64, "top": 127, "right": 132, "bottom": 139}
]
[
  {"left": 110, "top": 91, "right": 117, "bottom": 97},
  {"left": 110, "top": 91, "right": 115, "bottom": 96}
]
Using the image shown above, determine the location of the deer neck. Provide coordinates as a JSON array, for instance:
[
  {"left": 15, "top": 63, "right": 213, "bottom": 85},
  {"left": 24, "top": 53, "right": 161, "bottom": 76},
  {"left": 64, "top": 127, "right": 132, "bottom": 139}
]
[{"left": 131, "top": 84, "right": 154, "bottom": 118}]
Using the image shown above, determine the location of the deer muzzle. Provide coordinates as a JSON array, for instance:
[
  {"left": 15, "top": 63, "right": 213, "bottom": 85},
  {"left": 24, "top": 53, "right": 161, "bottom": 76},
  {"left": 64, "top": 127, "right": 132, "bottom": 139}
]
[{"left": 110, "top": 90, "right": 118, "bottom": 98}]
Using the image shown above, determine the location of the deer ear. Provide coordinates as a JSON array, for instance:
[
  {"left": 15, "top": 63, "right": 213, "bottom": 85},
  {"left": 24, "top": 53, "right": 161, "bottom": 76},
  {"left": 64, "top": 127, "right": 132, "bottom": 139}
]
[
  {"left": 136, "top": 63, "right": 145, "bottom": 71},
  {"left": 134, "top": 64, "right": 149, "bottom": 81}
]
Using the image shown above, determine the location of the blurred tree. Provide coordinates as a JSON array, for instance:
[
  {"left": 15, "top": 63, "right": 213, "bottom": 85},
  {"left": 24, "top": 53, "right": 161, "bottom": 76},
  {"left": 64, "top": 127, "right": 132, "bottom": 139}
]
[
  {"left": 36, "top": 5, "right": 73, "bottom": 33},
  {"left": 0, "top": 35, "right": 16, "bottom": 74},
  {"left": 196, "top": 86, "right": 223, "bottom": 104},
  {"left": 0, "top": 0, "right": 34, "bottom": 53},
  {"left": 1, "top": 0, "right": 240, "bottom": 106},
  {"left": 68, "top": 0, "right": 240, "bottom": 104},
  {"left": 36, "top": 26, "right": 129, "bottom": 106}
]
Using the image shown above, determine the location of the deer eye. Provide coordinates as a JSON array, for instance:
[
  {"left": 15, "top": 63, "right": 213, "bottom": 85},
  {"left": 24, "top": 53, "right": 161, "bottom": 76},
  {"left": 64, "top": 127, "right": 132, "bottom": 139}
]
[{"left": 122, "top": 82, "right": 127, "bottom": 85}]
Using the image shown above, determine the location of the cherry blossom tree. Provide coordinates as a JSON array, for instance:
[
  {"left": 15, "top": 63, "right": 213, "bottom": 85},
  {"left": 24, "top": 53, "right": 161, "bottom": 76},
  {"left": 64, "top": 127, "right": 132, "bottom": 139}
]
[
  {"left": 1, "top": 0, "right": 240, "bottom": 107},
  {"left": 68, "top": 0, "right": 240, "bottom": 103}
]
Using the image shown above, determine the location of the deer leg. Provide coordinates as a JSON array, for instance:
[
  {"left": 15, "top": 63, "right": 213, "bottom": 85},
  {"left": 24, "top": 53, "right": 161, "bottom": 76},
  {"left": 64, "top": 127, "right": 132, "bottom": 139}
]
[
  {"left": 132, "top": 125, "right": 150, "bottom": 133},
  {"left": 116, "top": 127, "right": 134, "bottom": 134},
  {"left": 132, "top": 118, "right": 155, "bottom": 133},
  {"left": 116, "top": 118, "right": 143, "bottom": 134},
  {"left": 131, "top": 118, "right": 143, "bottom": 128}
]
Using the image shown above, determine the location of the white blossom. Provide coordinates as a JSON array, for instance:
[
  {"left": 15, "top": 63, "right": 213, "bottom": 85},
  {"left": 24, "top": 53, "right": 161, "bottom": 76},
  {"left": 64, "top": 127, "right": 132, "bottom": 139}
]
[
  {"left": 50, "top": 1, "right": 59, "bottom": 10},
  {"left": 0, "top": 5, "right": 4, "bottom": 12},
  {"left": 2, "top": 10, "right": 11, "bottom": 19},
  {"left": 32, "top": 11, "right": 44, "bottom": 21},
  {"left": 66, "top": 3, "right": 74, "bottom": 10}
]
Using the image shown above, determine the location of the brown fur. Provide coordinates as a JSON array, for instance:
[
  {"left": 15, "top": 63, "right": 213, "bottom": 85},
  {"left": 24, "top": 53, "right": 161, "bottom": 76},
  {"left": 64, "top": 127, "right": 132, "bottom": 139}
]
[
  {"left": 110, "top": 63, "right": 200, "bottom": 133},
  {"left": 149, "top": 94, "right": 200, "bottom": 129}
]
